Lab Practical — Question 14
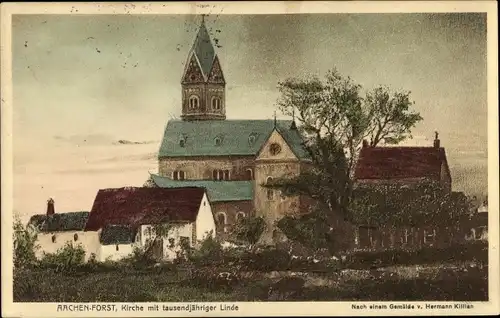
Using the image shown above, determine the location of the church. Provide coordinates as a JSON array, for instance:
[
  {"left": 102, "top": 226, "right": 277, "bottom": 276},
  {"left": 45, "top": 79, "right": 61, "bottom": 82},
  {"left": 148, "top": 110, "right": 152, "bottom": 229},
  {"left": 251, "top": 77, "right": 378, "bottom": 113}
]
[{"left": 148, "top": 17, "right": 312, "bottom": 242}]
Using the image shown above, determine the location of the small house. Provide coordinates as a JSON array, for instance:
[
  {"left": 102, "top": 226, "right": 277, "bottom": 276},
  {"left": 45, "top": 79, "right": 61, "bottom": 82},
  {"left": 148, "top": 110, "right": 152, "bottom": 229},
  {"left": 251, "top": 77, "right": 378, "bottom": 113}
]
[
  {"left": 85, "top": 186, "right": 216, "bottom": 261},
  {"left": 27, "top": 199, "right": 100, "bottom": 261}
]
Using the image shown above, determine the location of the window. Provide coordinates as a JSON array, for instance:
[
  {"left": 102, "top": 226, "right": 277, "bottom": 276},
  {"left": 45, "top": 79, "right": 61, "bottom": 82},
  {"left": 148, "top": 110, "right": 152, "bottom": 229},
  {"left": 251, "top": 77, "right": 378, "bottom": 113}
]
[
  {"left": 188, "top": 95, "right": 199, "bottom": 109},
  {"left": 180, "top": 236, "right": 190, "bottom": 248},
  {"left": 401, "top": 229, "right": 408, "bottom": 244},
  {"left": 266, "top": 176, "right": 274, "bottom": 200},
  {"left": 212, "top": 96, "right": 222, "bottom": 110},
  {"left": 173, "top": 170, "right": 185, "bottom": 180},
  {"left": 145, "top": 227, "right": 152, "bottom": 238},
  {"left": 168, "top": 238, "right": 175, "bottom": 248},
  {"left": 236, "top": 211, "right": 246, "bottom": 222},
  {"left": 423, "top": 229, "right": 436, "bottom": 245},
  {"left": 216, "top": 212, "right": 227, "bottom": 233},
  {"left": 214, "top": 137, "right": 222, "bottom": 146},
  {"left": 74, "top": 233, "right": 78, "bottom": 242},
  {"left": 179, "top": 138, "right": 186, "bottom": 147},
  {"left": 248, "top": 134, "right": 257, "bottom": 145},
  {"left": 51, "top": 235, "right": 56, "bottom": 243},
  {"left": 245, "top": 168, "right": 254, "bottom": 180},
  {"left": 116, "top": 244, "right": 119, "bottom": 251},
  {"left": 213, "top": 169, "right": 230, "bottom": 181},
  {"left": 476, "top": 226, "right": 487, "bottom": 240},
  {"left": 269, "top": 143, "right": 282, "bottom": 156}
]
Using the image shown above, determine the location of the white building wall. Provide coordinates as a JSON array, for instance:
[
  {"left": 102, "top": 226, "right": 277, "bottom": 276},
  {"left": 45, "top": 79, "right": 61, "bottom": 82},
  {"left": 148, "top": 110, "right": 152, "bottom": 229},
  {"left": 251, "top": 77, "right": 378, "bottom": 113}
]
[
  {"left": 99, "top": 244, "right": 135, "bottom": 262},
  {"left": 139, "top": 223, "right": 193, "bottom": 260},
  {"left": 196, "top": 193, "right": 217, "bottom": 243},
  {"left": 35, "top": 231, "right": 101, "bottom": 262},
  {"left": 163, "top": 223, "right": 193, "bottom": 260}
]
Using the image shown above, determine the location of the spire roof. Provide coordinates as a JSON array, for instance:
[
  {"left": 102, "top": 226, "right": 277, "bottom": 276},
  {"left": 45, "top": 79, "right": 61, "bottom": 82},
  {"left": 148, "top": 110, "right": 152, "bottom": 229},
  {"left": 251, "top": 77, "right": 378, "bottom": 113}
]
[{"left": 191, "top": 17, "right": 216, "bottom": 78}]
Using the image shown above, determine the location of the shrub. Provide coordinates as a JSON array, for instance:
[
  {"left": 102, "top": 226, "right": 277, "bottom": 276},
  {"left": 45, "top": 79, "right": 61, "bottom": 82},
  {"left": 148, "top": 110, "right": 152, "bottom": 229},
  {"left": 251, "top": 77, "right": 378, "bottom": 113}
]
[
  {"left": 13, "top": 217, "right": 39, "bottom": 269},
  {"left": 346, "top": 241, "right": 488, "bottom": 269},
  {"left": 231, "top": 216, "right": 266, "bottom": 247},
  {"left": 38, "top": 242, "right": 86, "bottom": 272},
  {"left": 187, "top": 267, "right": 240, "bottom": 291},
  {"left": 122, "top": 245, "right": 156, "bottom": 268},
  {"left": 189, "top": 234, "right": 223, "bottom": 266},
  {"left": 235, "top": 246, "right": 292, "bottom": 271}
]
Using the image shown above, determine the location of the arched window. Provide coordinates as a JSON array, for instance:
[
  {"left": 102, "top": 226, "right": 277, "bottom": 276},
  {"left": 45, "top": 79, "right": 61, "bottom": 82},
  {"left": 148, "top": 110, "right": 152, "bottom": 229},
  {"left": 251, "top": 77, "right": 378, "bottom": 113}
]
[
  {"left": 216, "top": 212, "right": 227, "bottom": 233},
  {"left": 212, "top": 96, "right": 222, "bottom": 110},
  {"left": 189, "top": 95, "right": 199, "bottom": 109},
  {"left": 213, "top": 169, "right": 230, "bottom": 181},
  {"left": 266, "top": 176, "right": 274, "bottom": 200},
  {"left": 74, "top": 233, "right": 78, "bottom": 241},
  {"left": 51, "top": 235, "right": 56, "bottom": 243},
  {"left": 116, "top": 244, "right": 119, "bottom": 251},
  {"left": 236, "top": 211, "right": 246, "bottom": 222},
  {"left": 245, "top": 168, "right": 254, "bottom": 180},
  {"left": 173, "top": 170, "right": 185, "bottom": 180}
]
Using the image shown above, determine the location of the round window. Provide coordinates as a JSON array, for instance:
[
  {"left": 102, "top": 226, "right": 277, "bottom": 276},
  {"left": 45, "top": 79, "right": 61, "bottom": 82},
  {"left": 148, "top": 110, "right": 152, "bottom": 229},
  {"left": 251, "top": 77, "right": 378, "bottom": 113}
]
[{"left": 269, "top": 143, "right": 282, "bottom": 155}]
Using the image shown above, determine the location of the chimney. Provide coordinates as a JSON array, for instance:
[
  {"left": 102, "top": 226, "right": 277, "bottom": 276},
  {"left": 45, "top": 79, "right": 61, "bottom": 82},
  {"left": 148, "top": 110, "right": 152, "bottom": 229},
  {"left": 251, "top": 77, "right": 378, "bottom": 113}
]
[
  {"left": 290, "top": 109, "right": 297, "bottom": 130},
  {"left": 433, "top": 131, "right": 440, "bottom": 148},
  {"left": 362, "top": 139, "right": 369, "bottom": 148},
  {"left": 46, "top": 198, "right": 55, "bottom": 216}
]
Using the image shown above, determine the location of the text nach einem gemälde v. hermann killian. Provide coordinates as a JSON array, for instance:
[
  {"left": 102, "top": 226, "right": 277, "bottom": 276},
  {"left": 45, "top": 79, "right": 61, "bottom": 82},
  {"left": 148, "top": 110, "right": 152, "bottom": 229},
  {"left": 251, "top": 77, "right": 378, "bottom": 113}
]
[
  {"left": 56, "top": 303, "right": 239, "bottom": 313},
  {"left": 352, "top": 303, "right": 475, "bottom": 310}
]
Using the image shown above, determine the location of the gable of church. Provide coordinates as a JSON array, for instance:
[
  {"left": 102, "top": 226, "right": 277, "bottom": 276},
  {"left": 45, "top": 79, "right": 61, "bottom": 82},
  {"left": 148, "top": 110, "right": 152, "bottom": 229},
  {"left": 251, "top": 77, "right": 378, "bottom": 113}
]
[
  {"left": 182, "top": 54, "right": 205, "bottom": 84},
  {"left": 207, "top": 56, "right": 225, "bottom": 84},
  {"left": 256, "top": 129, "right": 299, "bottom": 161}
]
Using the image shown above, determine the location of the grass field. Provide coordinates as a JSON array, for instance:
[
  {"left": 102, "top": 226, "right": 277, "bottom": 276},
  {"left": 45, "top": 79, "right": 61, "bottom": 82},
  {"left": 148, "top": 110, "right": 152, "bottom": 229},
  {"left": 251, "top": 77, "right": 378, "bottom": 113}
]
[{"left": 13, "top": 262, "right": 488, "bottom": 302}]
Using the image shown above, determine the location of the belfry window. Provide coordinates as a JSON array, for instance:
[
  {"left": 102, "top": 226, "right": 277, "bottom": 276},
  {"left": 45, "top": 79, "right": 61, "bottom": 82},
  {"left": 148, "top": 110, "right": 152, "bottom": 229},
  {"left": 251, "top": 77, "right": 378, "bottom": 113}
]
[
  {"left": 189, "top": 95, "right": 199, "bottom": 110},
  {"left": 173, "top": 170, "right": 186, "bottom": 180},
  {"left": 212, "top": 97, "right": 222, "bottom": 110}
]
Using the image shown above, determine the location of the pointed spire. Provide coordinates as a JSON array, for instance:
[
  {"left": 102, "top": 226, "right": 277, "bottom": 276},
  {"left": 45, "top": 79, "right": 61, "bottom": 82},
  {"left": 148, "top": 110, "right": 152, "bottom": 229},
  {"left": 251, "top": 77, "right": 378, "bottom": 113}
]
[
  {"left": 273, "top": 111, "right": 277, "bottom": 128},
  {"left": 190, "top": 14, "right": 216, "bottom": 78}
]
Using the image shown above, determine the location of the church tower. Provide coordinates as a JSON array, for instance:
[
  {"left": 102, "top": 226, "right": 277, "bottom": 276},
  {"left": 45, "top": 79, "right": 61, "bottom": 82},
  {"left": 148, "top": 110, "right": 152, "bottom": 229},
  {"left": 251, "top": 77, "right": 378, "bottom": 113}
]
[{"left": 181, "top": 16, "right": 226, "bottom": 121}]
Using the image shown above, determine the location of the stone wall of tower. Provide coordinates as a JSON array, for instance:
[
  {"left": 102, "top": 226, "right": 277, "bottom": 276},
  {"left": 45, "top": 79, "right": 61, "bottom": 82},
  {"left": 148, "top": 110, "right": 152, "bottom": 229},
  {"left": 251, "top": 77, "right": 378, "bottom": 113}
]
[
  {"left": 205, "top": 83, "right": 225, "bottom": 118},
  {"left": 181, "top": 82, "right": 225, "bottom": 121},
  {"left": 159, "top": 156, "right": 256, "bottom": 181},
  {"left": 254, "top": 161, "right": 301, "bottom": 242},
  {"left": 182, "top": 83, "right": 206, "bottom": 114}
]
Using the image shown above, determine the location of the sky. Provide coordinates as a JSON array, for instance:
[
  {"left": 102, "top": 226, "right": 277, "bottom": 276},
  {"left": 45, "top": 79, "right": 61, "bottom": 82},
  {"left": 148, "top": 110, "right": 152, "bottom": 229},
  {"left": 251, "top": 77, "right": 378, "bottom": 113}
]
[{"left": 12, "top": 13, "right": 488, "bottom": 222}]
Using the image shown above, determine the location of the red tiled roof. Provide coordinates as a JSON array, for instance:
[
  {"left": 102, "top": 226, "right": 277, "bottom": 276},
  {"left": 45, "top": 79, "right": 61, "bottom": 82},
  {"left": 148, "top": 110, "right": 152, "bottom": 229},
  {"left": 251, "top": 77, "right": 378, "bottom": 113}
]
[
  {"left": 85, "top": 187, "right": 205, "bottom": 231},
  {"left": 354, "top": 146, "right": 449, "bottom": 180}
]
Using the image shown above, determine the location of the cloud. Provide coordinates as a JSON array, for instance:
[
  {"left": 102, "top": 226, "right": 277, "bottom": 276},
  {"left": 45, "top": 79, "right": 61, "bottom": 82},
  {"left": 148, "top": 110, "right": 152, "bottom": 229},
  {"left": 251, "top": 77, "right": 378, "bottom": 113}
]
[
  {"left": 112, "top": 139, "right": 158, "bottom": 145},
  {"left": 53, "top": 134, "right": 115, "bottom": 146},
  {"left": 53, "top": 134, "right": 159, "bottom": 147}
]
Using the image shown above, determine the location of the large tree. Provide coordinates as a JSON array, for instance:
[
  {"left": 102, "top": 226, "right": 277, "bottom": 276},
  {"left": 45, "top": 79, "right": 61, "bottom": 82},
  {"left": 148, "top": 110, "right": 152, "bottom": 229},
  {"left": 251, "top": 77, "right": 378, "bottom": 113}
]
[
  {"left": 272, "top": 69, "right": 423, "bottom": 223},
  {"left": 270, "top": 69, "right": 425, "bottom": 253}
]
